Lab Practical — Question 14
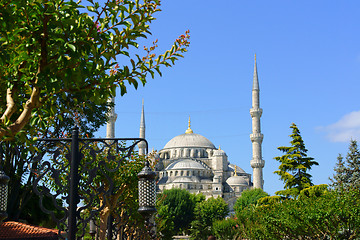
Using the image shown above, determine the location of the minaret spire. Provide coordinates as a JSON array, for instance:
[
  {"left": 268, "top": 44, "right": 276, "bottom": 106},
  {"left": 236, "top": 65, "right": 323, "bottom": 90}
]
[
  {"left": 250, "top": 54, "right": 265, "bottom": 189},
  {"left": 253, "top": 53, "right": 259, "bottom": 90},
  {"left": 106, "top": 97, "right": 117, "bottom": 139},
  {"left": 138, "top": 99, "right": 146, "bottom": 156}
]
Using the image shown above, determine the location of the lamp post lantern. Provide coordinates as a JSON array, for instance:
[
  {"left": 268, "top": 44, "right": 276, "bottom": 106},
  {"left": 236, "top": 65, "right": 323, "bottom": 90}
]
[
  {"left": 0, "top": 170, "right": 9, "bottom": 222},
  {"left": 138, "top": 160, "right": 156, "bottom": 216},
  {"left": 138, "top": 160, "right": 156, "bottom": 238}
]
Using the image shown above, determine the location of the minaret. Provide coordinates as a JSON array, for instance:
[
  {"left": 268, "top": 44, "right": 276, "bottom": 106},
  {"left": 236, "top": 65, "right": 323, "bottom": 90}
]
[
  {"left": 250, "top": 54, "right": 265, "bottom": 189},
  {"left": 106, "top": 97, "right": 117, "bottom": 139},
  {"left": 138, "top": 100, "right": 146, "bottom": 156}
]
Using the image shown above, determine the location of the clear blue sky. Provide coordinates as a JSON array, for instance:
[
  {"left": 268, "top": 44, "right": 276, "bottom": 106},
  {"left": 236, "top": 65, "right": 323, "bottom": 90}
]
[{"left": 96, "top": 0, "right": 360, "bottom": 195}]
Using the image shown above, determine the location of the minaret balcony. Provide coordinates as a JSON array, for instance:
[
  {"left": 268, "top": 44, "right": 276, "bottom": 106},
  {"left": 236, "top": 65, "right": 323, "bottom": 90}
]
[
  {"left": 250, "top": 159, "right": 265, "bottom": 168},
  {"left": 250, "top": 108, "right": 263, "bottom": 118},
  {"left": 250, "top": 133, "right": 263, "bottom": 142},
  {"left": 108, "top": 114, "right": 118, "bottom": 122}
]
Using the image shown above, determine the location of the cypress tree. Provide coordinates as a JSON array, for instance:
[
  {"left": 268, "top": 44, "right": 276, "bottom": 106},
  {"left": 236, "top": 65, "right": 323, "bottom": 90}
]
[{"left": 274, "top": 123, "right": 319, "bottom": 198}]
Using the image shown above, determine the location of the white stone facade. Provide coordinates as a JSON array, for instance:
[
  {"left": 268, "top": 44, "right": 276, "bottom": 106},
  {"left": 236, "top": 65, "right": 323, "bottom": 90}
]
[{"left": 154, "top": 128, "right": 252, "bottom": 213}]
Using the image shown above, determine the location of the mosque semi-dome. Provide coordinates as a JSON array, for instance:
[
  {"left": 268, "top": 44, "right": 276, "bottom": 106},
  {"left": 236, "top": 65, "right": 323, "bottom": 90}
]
[
  {"left": 165, "top": 159, "right": 207, "bottom": 170},
  {"left": 226, "top": 175, "right": 249, "bottom": 186}
]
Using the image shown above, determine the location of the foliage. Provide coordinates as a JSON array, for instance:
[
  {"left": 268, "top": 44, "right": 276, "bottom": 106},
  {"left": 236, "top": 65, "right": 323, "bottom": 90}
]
[
  {"left": 75, "top": 142, "right": 148, "bottom": 239},
  {"left": 212, "top": 217, "right": 237, "bottom": 240},
  {"left": 156, "top": 188, "right": 198, "bottom": 239},
  {"left": 190, "top": 197, "right": 229, "bottom": 240},
  {"left": 0, "top": 0, "right": 190, "bottom": 140},
  {"left": 0, "top": 0, "right": 189, "bottom": 228},
  {"left": 330, "top": 139, "right": 360, "bottom": 190},
  {"left": 234, "top": 187, "right": 360, "bottom": 239},
  {"left": 233, "top": 188, "right": 268, "bottom": 215},
  {"left": 298, "top": 184, "right": 328, "bottom": 199},
  {"left": 274, "top": 123, "right": 318, "bottom": 198}
]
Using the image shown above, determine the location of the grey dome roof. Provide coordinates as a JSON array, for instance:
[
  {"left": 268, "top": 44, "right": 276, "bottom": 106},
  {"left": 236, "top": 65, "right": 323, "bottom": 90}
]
[
  {"left": 165, "top": 159, "right": 207, "bottom": 170},
  {"left": 213, "top": 149, "right": 227, "bottom": 156},
  {"left": 226, "top": 176, "right": 249, "bottom": 186},
  {"left": 163, "top": 133, "right": 216, "bottom": 149},
  {"left": 173, "top": 176, "right": 200, "bottom": 183}
]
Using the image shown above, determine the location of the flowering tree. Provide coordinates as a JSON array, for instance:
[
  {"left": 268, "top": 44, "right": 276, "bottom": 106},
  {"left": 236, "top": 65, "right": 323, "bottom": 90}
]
[
  {"left": 0, "top": 0, "right": 190, "bottom": 140},
  {"left": 0, "top": 0, "right": 189, "bottom": 227}
]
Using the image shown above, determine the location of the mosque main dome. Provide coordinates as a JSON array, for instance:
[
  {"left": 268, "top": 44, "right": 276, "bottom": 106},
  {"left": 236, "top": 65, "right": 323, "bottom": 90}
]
[
  {"left": 162, "top": 117, "right": 216, "bottom": 149},
  {"left": 163, "top": 132, "right": 216, "bottom": 149}
]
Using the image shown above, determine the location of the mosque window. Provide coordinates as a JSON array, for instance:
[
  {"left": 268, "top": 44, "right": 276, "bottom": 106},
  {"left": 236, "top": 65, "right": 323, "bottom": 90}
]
[
  {"left": 181, "top": 171, "right": 183, "bottom": 176},
  {"left": 170, "top": 171, "right": 173, "bottom": 176},
  {"left": 186, "top": 171, "right": 189, "bottom": 176},
  {"left": 175, "top": 171, "right": 178, "bottom": 176},
  {"left": 208, "top": 185, "right": 211, "bottom": 189}
]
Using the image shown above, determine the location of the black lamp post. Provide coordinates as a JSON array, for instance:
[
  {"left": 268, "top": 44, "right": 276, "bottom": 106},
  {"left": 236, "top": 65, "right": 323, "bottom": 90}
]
[
  {"left": 0, "top": 169, "right": 9, "bottom": 222},
  {"left": 138, "top": 160, "right": 156, "bottom": 238}
]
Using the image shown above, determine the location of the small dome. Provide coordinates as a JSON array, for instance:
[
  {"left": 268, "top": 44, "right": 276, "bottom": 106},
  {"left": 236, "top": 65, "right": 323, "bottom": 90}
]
[
  {"left": 163, "top": 133, "right": 216, "bottom": 149},
  {"left": 226, "top": 176, "right": 249, "bottom": 186},
  {"left": 165, "top": 159, "right": 206, "bottom": 170},
  {"left": 213, "top": 149, "right": 226, "bottom": 156}
]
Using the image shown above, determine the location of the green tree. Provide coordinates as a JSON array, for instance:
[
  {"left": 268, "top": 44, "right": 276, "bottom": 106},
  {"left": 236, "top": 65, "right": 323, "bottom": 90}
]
[
  {"left": 156, "top": 189, "right": 198, "bottom": 239},
  {"left": 212, "top": 218, "right": 237, "bottom": 240},
  {"left": 0, "top": 0, "right": 189, "bottom": 140},
  {"left": 233, "top": 188, "right": 269, "bottom": 215},
  {"left": 234, "top": 188, "right": 360, "bottom": 239},
  {"left": 0, "top": 0, "right": 189, "bottom": 226},
  {"left": 274, "top": 123, "right": 318, "bottom": 198},
  {"left": 190, "top": 197, "right": 229, "bottom": 240},
  {"left": 39, "top": 141, "right": 148, "bottom": 239},
  {"left": 330, "top": 140, "right": 360, "bottom": 190}
]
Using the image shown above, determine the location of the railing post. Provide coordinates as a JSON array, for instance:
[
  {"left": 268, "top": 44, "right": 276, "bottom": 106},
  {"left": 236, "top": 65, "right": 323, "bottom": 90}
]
[
  {"left": 68, "top": 126, "right": 80, "bottom": 240},
  {"left": 107, "top": 214, "right": 113, "bottom": 240}
]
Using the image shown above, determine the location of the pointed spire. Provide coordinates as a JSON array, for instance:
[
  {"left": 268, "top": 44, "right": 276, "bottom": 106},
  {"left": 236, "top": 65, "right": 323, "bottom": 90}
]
[
  {"left": 185, "top": 116, "right": 193, "bottom": 134},
  {"left": 253, "top": 53, "right": 259, "bottom": 90},
  {"left": 140, "top": 99, "right": 145, "bottom": 129},
  {"left": 138, "top": 99, "right": 146, "bottom": 156}
]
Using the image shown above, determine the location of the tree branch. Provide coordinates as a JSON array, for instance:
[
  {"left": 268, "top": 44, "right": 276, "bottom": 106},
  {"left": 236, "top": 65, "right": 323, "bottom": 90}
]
[{"left": 0, "top": 88, "right": 17, "bottom": 122}]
